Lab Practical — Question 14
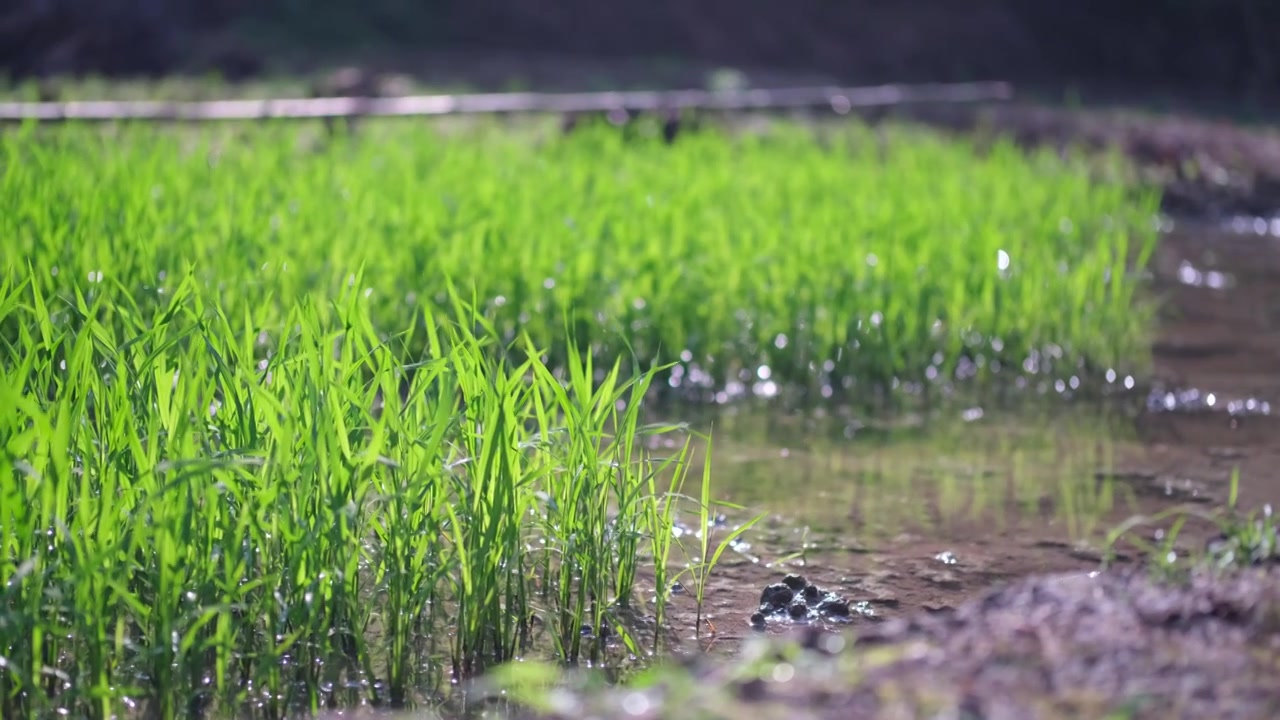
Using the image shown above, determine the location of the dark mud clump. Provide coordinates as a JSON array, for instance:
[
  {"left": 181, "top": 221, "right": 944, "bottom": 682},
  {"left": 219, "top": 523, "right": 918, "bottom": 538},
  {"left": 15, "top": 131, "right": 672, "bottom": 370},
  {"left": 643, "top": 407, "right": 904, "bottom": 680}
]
[
  {"left": 521, "top": 565, "right": 1280, "bottom": 720},
  {"left": 824, "top": 565, "right": 1280, "bottom": 718},
  {"left": 750, "top": 574, "right": 877, "bottom": 630},
  {"left": 768, "top": 566, "right": 1280, "bottom": 719}
]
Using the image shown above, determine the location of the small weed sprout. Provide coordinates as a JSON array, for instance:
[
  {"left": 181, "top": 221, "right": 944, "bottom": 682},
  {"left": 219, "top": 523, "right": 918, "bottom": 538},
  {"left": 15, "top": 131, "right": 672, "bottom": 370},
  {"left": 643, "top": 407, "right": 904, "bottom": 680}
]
[
  {"left": 1103, "top": 467, "right": 1279, "bottom": 576},
  {"left": 676, "top": 436, "right": 765, "bottom": 642}
]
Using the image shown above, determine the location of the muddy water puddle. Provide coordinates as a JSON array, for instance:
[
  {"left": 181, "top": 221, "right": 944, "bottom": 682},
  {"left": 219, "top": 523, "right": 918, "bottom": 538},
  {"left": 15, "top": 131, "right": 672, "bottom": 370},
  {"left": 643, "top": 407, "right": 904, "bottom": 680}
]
[
  {"left": 651, "top": 409, "right": 1176, "bottom": 656},
  {"left": 1143, "top": 218, "right": 1280, "bottom": 510},
  {"left": 649, "top": 219, "right": 1280, "bottom": 657}
]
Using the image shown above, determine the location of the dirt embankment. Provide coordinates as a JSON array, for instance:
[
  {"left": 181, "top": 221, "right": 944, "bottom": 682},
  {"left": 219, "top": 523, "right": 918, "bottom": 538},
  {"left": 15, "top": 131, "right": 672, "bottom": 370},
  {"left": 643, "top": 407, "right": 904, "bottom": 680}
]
[
  {"left": 621, "top": 566, "right": 1280, "bottom": 720},
  {"left": 899, "top": 101, "right": 1280, "bottom": 217}
]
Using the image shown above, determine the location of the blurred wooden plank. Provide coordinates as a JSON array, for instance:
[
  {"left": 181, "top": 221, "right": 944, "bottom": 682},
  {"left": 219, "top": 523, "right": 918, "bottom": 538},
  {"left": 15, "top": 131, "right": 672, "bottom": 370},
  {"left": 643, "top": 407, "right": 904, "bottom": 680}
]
[{"left": 0, "top": 81, "right": 1013, "bottom": 122}]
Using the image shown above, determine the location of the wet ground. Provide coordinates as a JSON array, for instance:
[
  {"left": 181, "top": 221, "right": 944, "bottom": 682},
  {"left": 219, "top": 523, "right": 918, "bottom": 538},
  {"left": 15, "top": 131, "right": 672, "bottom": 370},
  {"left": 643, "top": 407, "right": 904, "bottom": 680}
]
[
  {"left": 515, "top": 564, "right": 1280, "bottom": 720},
  {"left": 902, "top": 101, "right": 1280, "bottom": 218}
]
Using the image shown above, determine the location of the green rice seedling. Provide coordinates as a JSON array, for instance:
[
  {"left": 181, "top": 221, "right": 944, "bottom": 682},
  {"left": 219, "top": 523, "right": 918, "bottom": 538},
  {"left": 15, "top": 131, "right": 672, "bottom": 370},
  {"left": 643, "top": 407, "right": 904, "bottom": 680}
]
[
  {"left": 642, "top": 434, "right": 695, "bottom": 653},
  {"left": 1206, "top": 467, "right": 1278, "bottom": 568},
  {"left": 0, "top": 267, "right": 706, "bottom": 718},
  {"left": 678, "top": 436, "right": 765, "bottom": 641},
  {"left": 1103, "top": 469, "right": 1278, "bottom": 576},
  {"left": 2, "top": 117, "right": 1159, "bottom": 407},
  {"left": 520, "top": 319, "right": 671, "bottom": 664}
]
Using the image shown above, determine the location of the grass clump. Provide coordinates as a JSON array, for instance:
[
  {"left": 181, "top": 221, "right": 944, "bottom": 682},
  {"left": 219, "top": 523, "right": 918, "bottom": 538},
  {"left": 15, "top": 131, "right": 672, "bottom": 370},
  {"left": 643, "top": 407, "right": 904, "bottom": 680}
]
[
  {"left": 1104, "top": 468, "right": 1279, "bottom": 579},
  {"left": 0, "top": 272, "right": 707, "bottom": 718},
  {"left": 2, "top": 118, "right": 1159, "bottom": 402}
]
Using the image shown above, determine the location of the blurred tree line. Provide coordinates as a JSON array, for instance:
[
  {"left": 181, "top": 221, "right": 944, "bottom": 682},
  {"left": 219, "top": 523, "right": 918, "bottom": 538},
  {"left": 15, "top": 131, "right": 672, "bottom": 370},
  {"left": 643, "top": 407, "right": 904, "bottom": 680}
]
[{"left": 2, "top": 0, "right": 1277, "bottom": 93}]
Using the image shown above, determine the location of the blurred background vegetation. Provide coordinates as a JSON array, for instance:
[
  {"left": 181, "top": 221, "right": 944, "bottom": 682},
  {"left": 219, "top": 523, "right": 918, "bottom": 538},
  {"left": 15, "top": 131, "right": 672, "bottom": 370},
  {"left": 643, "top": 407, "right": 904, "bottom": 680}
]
[{"left": 3, "top": 0, "right": 1278, "bottom": 97}]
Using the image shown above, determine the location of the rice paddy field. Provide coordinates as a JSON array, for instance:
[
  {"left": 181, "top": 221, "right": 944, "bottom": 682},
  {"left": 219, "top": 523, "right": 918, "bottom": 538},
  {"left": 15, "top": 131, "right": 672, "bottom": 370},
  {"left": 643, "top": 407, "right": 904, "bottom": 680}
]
[{"left": 0, "top": 116, "right": 1163, "bottom": 718}]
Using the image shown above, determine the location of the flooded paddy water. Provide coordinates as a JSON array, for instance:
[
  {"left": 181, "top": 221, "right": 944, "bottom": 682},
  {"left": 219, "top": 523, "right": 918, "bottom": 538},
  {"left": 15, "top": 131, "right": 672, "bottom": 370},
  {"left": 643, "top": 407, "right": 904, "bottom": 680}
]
[{"left": 642, "top": 215, "right": 1280, "bottom": 659}]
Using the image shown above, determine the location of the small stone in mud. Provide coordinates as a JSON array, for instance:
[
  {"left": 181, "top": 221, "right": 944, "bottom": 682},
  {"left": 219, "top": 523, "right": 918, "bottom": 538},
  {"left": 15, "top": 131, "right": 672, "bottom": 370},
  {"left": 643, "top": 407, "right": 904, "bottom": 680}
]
[
  {"left": 788, "top": 601, "right": 810, "bottom": 619},
  {"left": 749, "top": 612, "right": 766, "bottom": 629},
  {"left": 759, "top": 583, "right": 794, "bottom": 610},
  {"left": 817, "top": 597, "right": 850, "bottom": 616},
  {"left": 803, "top": 584, "right": 821, "bottom": 602},
  {"left": 934, "top": 550, "right": 958, "bottom": 565},
  {"left": 782, "top": 574, "right": 808, "bottom": 591}
]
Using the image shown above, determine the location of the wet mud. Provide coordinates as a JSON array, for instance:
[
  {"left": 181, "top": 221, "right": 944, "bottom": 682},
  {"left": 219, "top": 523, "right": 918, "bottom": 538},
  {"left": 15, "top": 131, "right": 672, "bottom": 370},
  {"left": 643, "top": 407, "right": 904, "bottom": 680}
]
[
  {"left": 529, "top": 565, "right": 1280, "bottom": 720},
  {"left": 902, "top": 102, "right": 1280, "bottom": 217},
  {"left": 822, "top": 564, "right": 1280, "bottom": 720}
]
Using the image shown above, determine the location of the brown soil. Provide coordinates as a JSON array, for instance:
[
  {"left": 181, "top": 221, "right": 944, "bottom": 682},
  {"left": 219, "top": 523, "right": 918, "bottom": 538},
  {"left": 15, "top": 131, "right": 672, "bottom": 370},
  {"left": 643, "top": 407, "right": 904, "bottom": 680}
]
[
  {"left": 832, "top": 565, "right": 1280, "bottom": 720},
  {"left": 900, "top": 101, "right": 1280, "bottom": 217},
  {"left": 540, "top": 566, "right": 1280, "bottom": 720}
]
